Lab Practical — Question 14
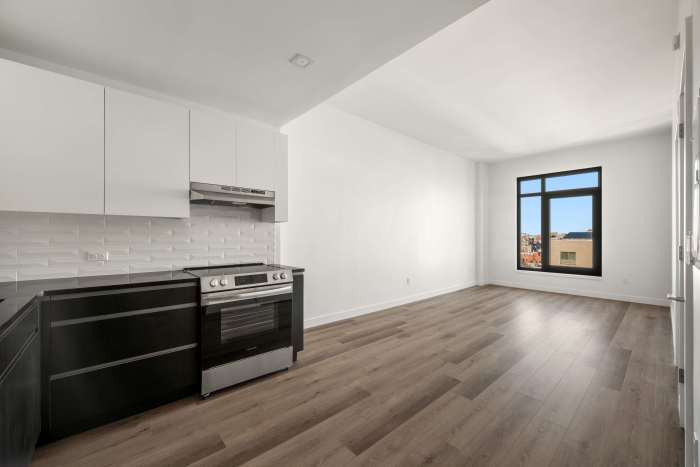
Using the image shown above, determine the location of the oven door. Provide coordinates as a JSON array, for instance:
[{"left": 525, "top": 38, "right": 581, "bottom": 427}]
[{"left": 201, "top": 283, "right": 292, "bottom": 370}]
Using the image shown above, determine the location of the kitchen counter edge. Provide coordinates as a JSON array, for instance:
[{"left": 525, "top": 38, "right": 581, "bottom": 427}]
[
  {"left": 0, "top": 266, "right": 305, "bottom": 335},
  {"left": 0, "top": 271, "right": 197, "bottom": 335}
]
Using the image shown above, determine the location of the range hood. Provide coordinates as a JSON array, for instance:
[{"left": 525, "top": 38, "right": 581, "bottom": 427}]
[{"left": 190, "top": 182, "right": 275, "bottom": 209}]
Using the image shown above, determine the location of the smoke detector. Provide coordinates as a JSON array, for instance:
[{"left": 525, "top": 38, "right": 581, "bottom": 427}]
[{"left": 289, "top": 53, "right": 313, "bottom": 68}]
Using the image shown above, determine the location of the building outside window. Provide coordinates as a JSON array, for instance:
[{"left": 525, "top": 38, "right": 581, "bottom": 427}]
[{"left": 517, "top": 167, "right": 601, "bottom": 276}]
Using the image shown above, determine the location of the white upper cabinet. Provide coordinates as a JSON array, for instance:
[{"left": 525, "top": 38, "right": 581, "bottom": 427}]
[
  {"left": 190, "top": 108, "right": 236, "bottom": 186},
  {"left": 0, "top": 59, "right": 104, "bottom": 214},
  {"left": 105, "top": 88, "right": 189, "bottom": 218},
  {"left": 236, "top": 119, "right": 288, "bottom": 222},
  {"left": 0, "top": 58, "right": 286, "bottom": 221},
  {"left": 236, "top": 119, "right": 278, "bottom": 191},
  {"left": 273, "top": 133, "right": 288, "bottom": 222}
]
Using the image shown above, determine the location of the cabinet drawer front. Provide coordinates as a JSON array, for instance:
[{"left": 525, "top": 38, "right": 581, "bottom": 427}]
[
  {"left": 1, "top": 336, "right": 41, "bottom": 466},
  {"left": 48, "top": 282, "right": 197, "bottom": 322},
  {"left": 0, "top": 302, "right": 38, "bottom": 379},
  {"left": 49, "top": 346, "right": 198, "bottom": 440},
  {"left": 50, "top": 305, "right": 198, "bottom": 374}
]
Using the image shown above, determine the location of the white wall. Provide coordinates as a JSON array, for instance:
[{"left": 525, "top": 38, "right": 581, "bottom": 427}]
[
  {"left": 485, "top": 127, "right": 672, "bottom": 306},
  {"left": 281, "top": 105, "right": 476, "bottom": 327},
  {"left": 475, "top": 162, "right": 489, "bottom": 285}
]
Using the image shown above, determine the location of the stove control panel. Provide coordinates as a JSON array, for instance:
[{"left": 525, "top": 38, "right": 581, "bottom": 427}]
[{"left": 200, "top": 269, "right": 293, "bottom": 293}]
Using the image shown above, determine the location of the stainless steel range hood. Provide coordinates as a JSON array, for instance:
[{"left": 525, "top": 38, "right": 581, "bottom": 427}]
[{"left": 190, "top": 182, "right": 275, "bottom": 209}]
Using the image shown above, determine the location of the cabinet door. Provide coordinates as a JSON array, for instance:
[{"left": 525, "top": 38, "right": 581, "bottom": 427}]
[
  {"left": 49, "top": 346, "right": 197, "bottom": 440},
  {"left": 0, "top": 336, "right": 40, "bottom": 467},
  {"left": 292, "top": 272, "right": 304, "bottom": 360},
  {"left": 41, "top": 282, "right": 199, "bottom": 441},
  {"left": 235, "top": 119, "right": 277, "bottom": 191},
  {"left": 190, "top": 108, "right": 236, "bottom": 186},
  {"left": 274, "top": 133, "right": 288, "bottom": 222},
  {"left": 0, "top": 59, "right": 104, "bottom": 214},
  {"left": 105, "top": 88, "right": 189, "bottom": 218}
]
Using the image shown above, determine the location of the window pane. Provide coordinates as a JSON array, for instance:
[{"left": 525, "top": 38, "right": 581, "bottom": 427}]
[
  {"left": 519, "top": 178, "right": 541, "bottom": 194},
  {"left": 545, "top": 171, "right": 598, "bottom": 192},
  {"left": 549, "top": 196, "right": 593, "bottom": 269},
  {"left": 520, "top": 196, "right": 541, "bottom": 269}
]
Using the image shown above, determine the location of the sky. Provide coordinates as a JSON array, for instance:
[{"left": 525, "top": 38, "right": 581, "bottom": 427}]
[{"left": 520, "top": 171, "right": 597, "bottom": 235}]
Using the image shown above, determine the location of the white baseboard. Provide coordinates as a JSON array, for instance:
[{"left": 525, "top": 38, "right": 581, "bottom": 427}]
[
  {"left": 487, "top": 280, "right": 669, "bottom": 307},
  {"left": 304, "top": 281, "right": 477, "bottom": 329}
]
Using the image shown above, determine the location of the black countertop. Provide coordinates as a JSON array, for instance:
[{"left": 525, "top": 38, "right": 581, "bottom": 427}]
[
  {"left": 269, "top": 264, "right": 305, "bottom": 273},
  {"left": 0, "top": 271, "right": 196, "bottom": 336},
  {"left": 0, "top": 265, "right": 305, "bottom": 336}
]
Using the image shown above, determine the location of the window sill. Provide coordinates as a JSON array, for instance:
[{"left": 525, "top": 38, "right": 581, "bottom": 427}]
[{"left": 515, "top": 269, "right": 603, "bottom": 281}]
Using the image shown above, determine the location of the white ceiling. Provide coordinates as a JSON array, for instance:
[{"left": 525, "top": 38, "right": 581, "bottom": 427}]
[
  {"left": 329, "top": 0, "right": 677, "bottom": 160},
  {"left": 0, "top": 0, "right": 488, "bottom": 126}
]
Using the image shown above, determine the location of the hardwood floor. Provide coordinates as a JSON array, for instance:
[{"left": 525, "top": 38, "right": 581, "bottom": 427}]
[{"left": 32, "top": 285, "right": 683, "bottom": 467}]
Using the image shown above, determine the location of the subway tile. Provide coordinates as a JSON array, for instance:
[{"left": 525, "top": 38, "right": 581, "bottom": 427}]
[
  {"left": 19, "top": 247, "right": 80, "bottom": 259},
  {"left": 103, "top": 232, "right": 131, "bottom": 243},
  {"left": 150, "top": 252, "right": 190, "bottom": 261},
  {"left": 130, "top": 245, "right": 172, "bottom": 255},
  {"left": 0, "top": 247, "right": 18, "bottom": 260},
  {"left": 129, "top": 263, "right": 173, "bottom": 274},
  {"left": 78, "top": 264, "right": 130, "bottom": 277},
  {"left": 173, "top": 245, "right": 209, "bottom": 255},
  {"left": 190, "top": 252, "right": 226, "bottom": 261},
  {"left": 210, "top": 247, "right": 241, "bottom": 257},
  {"left": 0, "top": 271, "right": 17, "bottom": 282},
  {"left": 11, "top": 234, "right": 51, "bottom": 247},
  {"left": 101, "top": 247, "right": 130, "bottom": 256},
  {"left": 107, "top": 254, "right": 151, "bottom": 264},
  {"left": 19, "top": 268, "right": 79, "bottom": 281},
  {"left": 78, "top": 231, "right": 106, "bottom": 243},
  {"left": 208, "top": 257, "right": 240, "bottom": 266},
  {"left": 172, "top": 259, "right": 208, "bottom": 270},
  {"left": 0, "top": 205, "right": 274, "bottom": 280},
  {"left": 0, "top": 256, "right": 49, "bottom": 267},
  {"left": 48, "top": 232, "right": 81, "bottom": 244}
]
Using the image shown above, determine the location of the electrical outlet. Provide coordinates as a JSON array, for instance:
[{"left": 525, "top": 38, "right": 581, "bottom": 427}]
[{"left": 86, "top": 251, "right": 109, "bottom": 261}]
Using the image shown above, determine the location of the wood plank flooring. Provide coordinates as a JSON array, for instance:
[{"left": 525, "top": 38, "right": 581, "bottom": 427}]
[{"left": 32, "top": 285, "right": 683, "bottom": 467}]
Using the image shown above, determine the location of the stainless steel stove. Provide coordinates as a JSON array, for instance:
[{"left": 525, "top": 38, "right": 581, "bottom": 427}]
[{"left": 184, "top": 263, "right": 294, "bottom": 397}]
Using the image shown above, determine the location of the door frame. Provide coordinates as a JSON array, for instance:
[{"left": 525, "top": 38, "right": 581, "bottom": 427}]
[{"left": 673, "top": 15, "right": 695, "bottom": 467}]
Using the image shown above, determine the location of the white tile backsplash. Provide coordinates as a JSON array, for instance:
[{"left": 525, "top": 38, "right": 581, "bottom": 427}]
[{"left": 0, "top": 204, "right": 275, "bottom": 281}]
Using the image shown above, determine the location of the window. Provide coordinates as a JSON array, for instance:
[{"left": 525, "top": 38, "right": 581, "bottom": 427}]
[
  {"left": 560, "top": 251, "right": 576, "bottom": 265},
  {"left": 517, "top": 167, "right": 601, "bottom": 276}
]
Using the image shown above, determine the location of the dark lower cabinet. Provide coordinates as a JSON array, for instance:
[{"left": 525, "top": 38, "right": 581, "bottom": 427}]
[
  {"left": 292, "top": 272, "right": 304, "bottom": 361},
  {"left": 41, "top": 282, "right": 200, "bottom": 442},
  {"left": 49, "top": 305, "right": 198, "bottom": 375},
  {"left": 48, "top": 346, "right": 197, "bottom": 440},
  {"left": 0, "top": 303, "right": 41, "bottom": 467}
]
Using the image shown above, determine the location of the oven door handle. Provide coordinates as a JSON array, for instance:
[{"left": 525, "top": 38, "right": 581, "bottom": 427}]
[{"left": 202, "top": 285, "right": 293, "bottom": 306}]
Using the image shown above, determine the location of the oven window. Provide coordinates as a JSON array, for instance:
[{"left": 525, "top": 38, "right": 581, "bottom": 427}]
[
  {"left": 220, "top": 302, "right": 277, "bottom": 343},
  {"left": 201, "top": 293, "right": 293, "bottom": 369}
]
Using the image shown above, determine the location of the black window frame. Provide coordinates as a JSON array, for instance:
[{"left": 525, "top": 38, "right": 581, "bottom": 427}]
[{"left": 517, "top": 166, "right": 602, "bottom": 277}]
